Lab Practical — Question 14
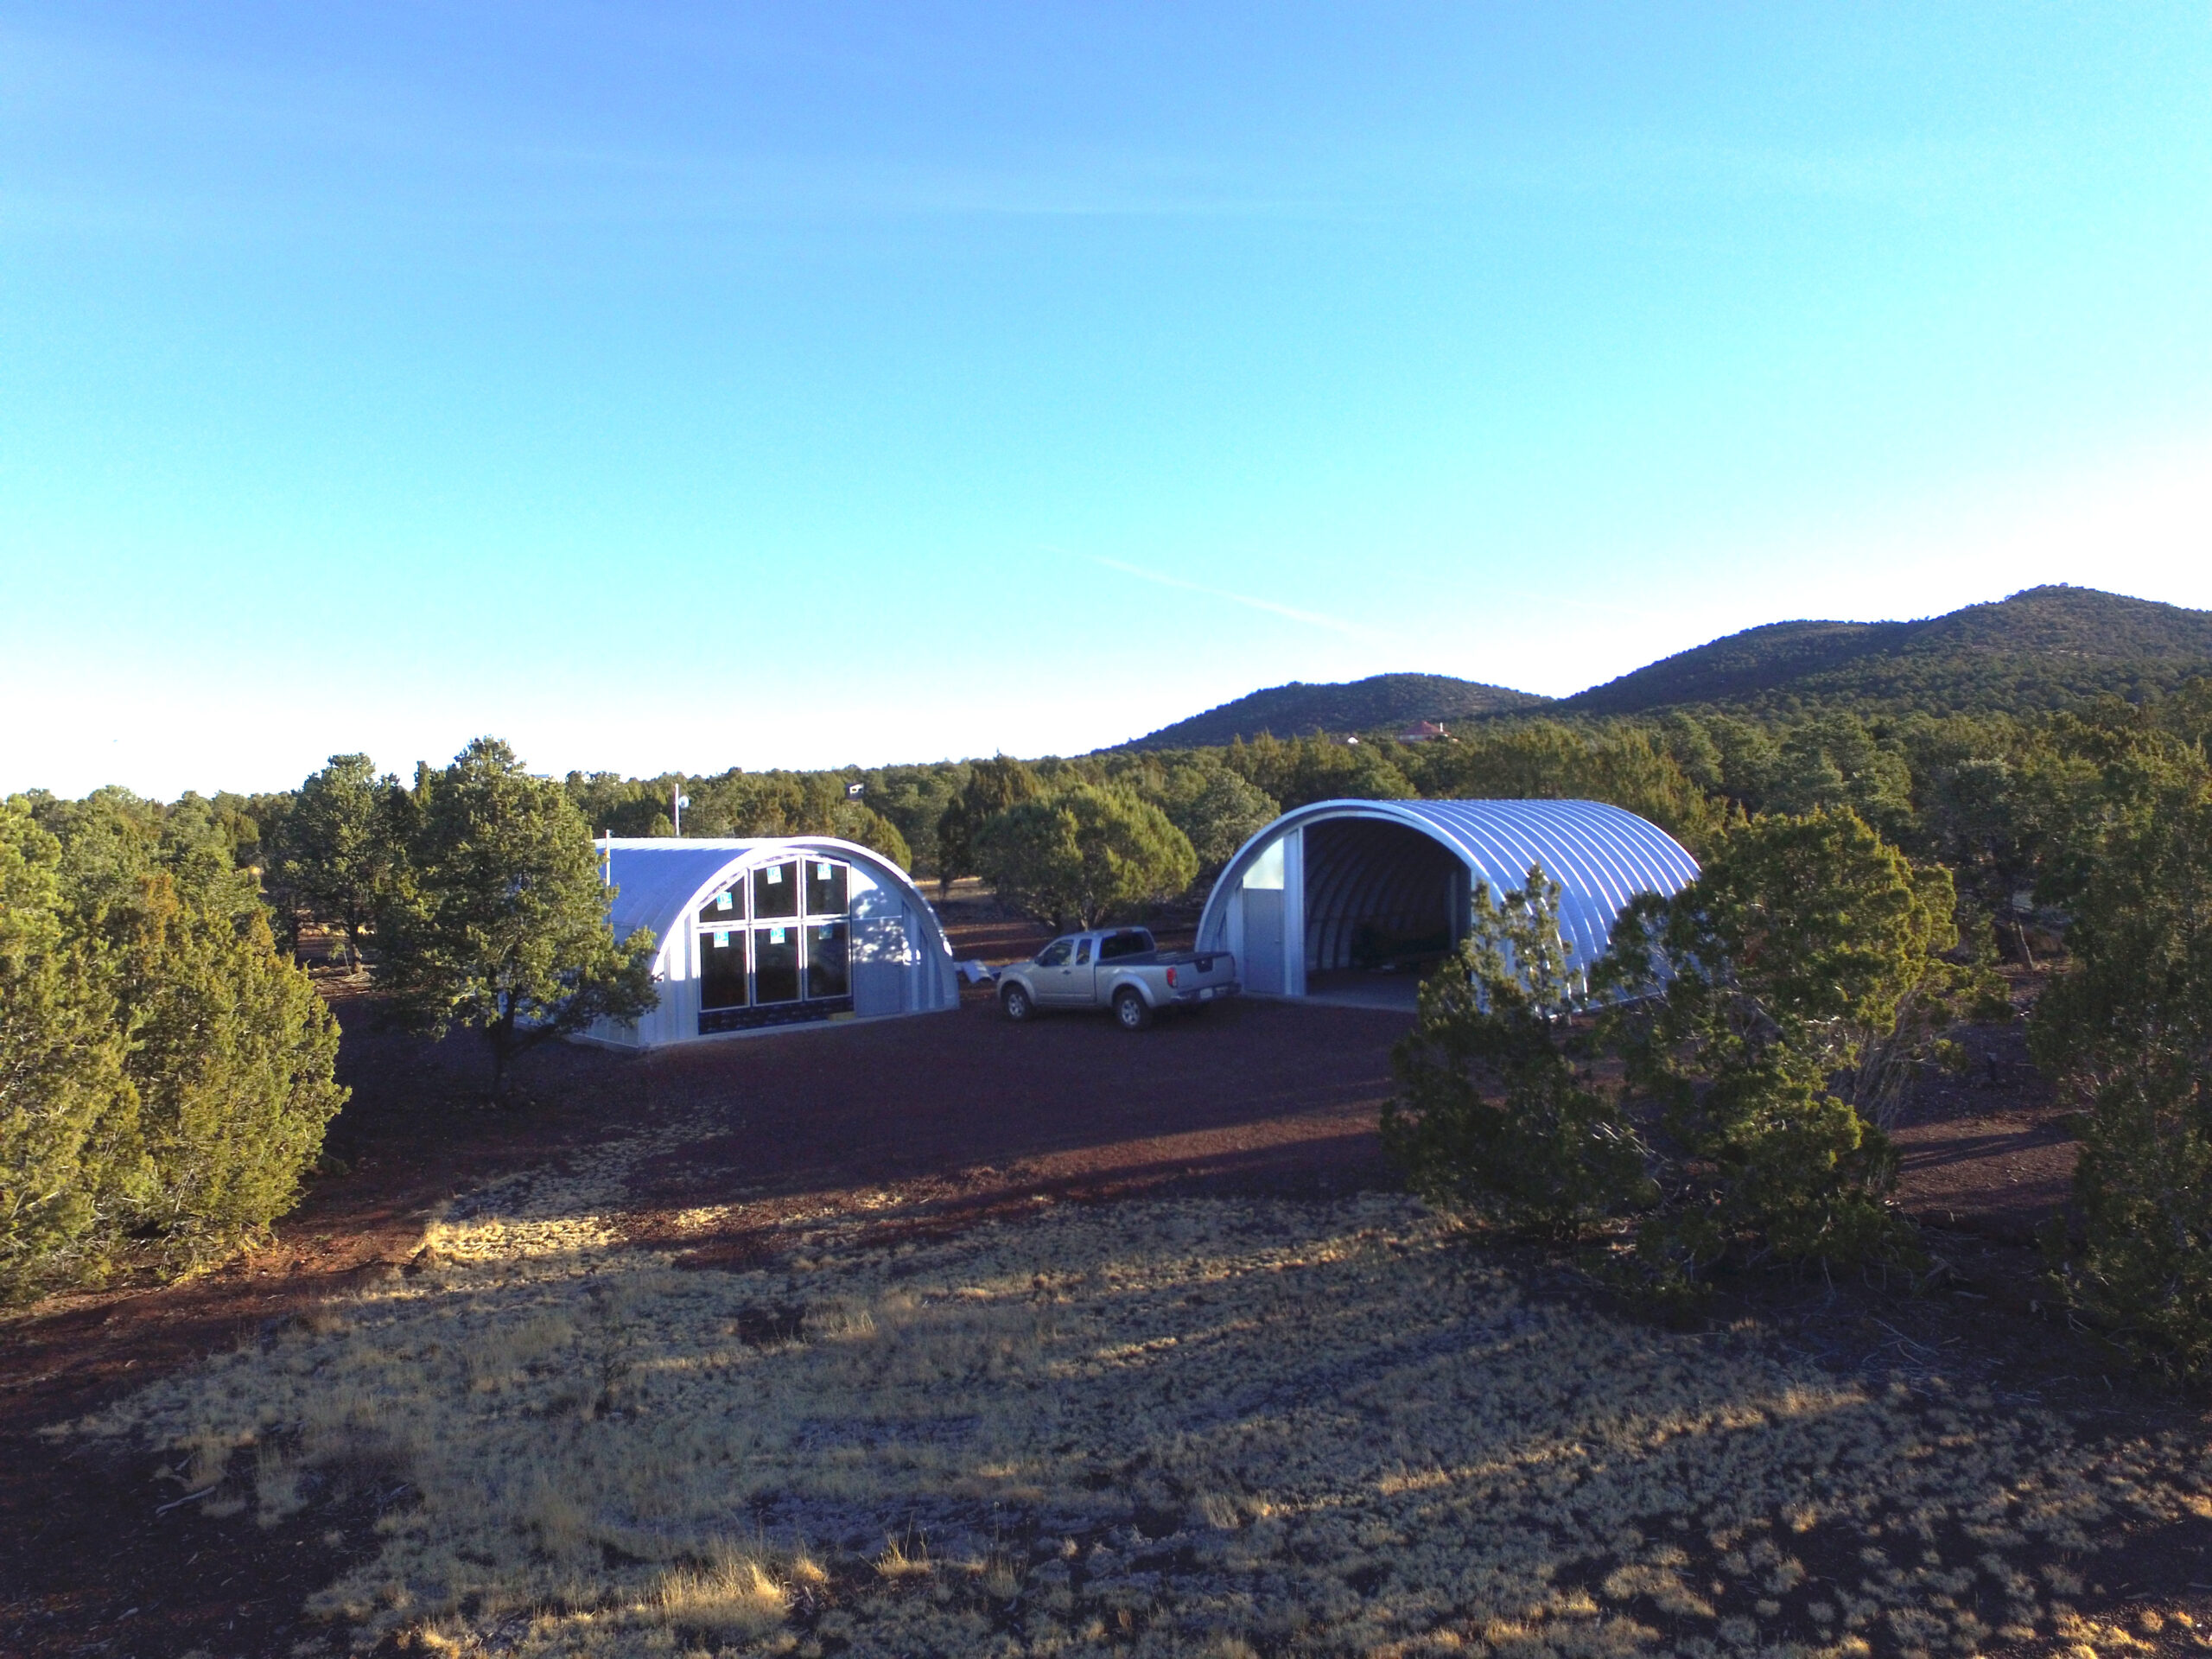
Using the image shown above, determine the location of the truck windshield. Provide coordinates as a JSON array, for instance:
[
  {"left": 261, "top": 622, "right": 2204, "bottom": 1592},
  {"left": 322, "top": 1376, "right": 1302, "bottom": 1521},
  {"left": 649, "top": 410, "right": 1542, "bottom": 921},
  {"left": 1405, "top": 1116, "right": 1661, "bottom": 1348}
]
[{"left": 1098, "top": 930, "right": 1153, "bottom": 960}]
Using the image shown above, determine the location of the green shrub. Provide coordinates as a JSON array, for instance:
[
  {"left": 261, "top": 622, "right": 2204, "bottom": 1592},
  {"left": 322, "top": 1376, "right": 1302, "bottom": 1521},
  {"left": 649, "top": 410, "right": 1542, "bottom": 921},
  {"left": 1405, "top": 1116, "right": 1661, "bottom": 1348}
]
[
  {"left": 378, "top": 739, "right": 658, "bottom": 1098},
  {"left": 2, "top": 792, "right": 347, "bottom": 1300},
  {"left": 1598, "top": 810, "right": 1942, "bottom": 1301},
  {"left": 105, "top": 874, "right": 347, "bottom": 1254},
  {"left": 0, "top": 803, "right": 141, "bottom": 1295},
  {"left": 2031, "top": 785, "right": 2212, "bottom": 1382},
  {"left": 933, "top": 756, "right": 1039, "bottom": 887},
  {"left": 276, "top": 753, "right": 398, "bottom": 969},
  {"left": 972, "top": 783, "right": 1198, "bottom": 931},
  {"left": 1154, "top": 765, "right": 1278, "bottom": 880},
  {"left": 1381, "top": 870, "right": 1651, "bottom": 1242}
]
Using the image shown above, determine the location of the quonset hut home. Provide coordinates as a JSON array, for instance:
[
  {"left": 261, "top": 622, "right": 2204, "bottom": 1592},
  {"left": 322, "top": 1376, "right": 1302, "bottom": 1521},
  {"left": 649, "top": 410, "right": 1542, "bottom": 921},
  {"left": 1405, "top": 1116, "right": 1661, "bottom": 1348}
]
[
  {"left": 584, "top": 837, "right": 958, "bottom": 1049},
  {"left": 1197, "top": 798, "right": 1699, "bottom": 1007}
]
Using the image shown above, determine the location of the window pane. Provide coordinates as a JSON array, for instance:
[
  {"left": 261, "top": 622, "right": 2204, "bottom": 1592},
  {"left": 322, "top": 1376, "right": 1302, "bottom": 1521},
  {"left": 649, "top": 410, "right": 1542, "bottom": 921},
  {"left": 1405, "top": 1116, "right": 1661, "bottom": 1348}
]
[
  {"left": 696, "top": 885, "right": 744, "bottom": 925},
  {"left": 1074, "top": 938, "right": 1092, "bottom": 966},
  {"left": 805, "top": 859, "right": 848, "bottom": 917},
  {"left": 1100, "top": 930, "right": 1153, "bottom": 961},
  {"left": 753, "top": 861, "right": 799, "bottom": 918},
  {"left": 699, "top": 928, "right": 748, "bottom": 1010},
  {"left": 807, "top": 922, "right": 849, "bottom": 998},
  {"left": 753, "top": 925, "right": 799, "bottom": 1002},
  {"left": 1037, "top": 939, "right": 1073, "bottom": 967}
]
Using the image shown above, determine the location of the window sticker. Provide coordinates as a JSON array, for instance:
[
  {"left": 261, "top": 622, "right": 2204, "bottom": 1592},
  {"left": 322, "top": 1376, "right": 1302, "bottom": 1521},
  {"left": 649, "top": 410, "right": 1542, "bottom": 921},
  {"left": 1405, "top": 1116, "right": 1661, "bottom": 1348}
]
[
  {"left": 716, "top": 891, "right": 733, "bottom": 911},
  {"left": 817, "top": 861, "right": 831, "bottom": 878},
  {"left": 714, "top": 930, "right": 729, "bottom": 948},
  {"left": 766, "top": 866, "right": 783, "bottom": 884},
  {"left": 770, "top": 926, "right": 786, "bottom": 944}
]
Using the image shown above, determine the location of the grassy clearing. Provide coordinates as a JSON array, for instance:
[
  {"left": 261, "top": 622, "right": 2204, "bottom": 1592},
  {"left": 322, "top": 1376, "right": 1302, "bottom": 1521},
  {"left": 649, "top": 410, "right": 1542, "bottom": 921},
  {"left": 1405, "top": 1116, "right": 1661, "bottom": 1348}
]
[{"left": 67, "top": 1144, "right": 2212, "bottom": 1658}]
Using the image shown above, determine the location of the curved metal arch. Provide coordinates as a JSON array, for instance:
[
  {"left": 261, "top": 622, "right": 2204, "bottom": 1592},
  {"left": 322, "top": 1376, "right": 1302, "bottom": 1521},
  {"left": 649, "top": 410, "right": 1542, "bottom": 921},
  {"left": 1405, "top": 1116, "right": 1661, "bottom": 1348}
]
[
  {"left": 601, "top": 836, "right": 955, "bottom": 979},
  {"left": 1196, "top": 799, "right": 1699, "bottom": 987}
]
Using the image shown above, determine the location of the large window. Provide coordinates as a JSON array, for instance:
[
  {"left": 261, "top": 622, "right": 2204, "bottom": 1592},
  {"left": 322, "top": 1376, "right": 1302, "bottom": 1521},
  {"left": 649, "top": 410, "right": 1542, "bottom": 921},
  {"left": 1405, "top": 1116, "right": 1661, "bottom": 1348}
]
[
  {"left": 807, "top": 922, "right": 849, "bottom": 998},
  {"left": 753, "top": 861, "right": 799, "bottom": 918},
  {"left": 753, "top": 925, "right": 800, "bottom": 1003},
  {"left": 700, "top": 927, "right": 747, "bottom": 1011},
  {"left": 805, "top": 858, "right": 848, "bottom": 917},
  {"left": 697, "top": 855, "right": 855, "bottom": 1033}
]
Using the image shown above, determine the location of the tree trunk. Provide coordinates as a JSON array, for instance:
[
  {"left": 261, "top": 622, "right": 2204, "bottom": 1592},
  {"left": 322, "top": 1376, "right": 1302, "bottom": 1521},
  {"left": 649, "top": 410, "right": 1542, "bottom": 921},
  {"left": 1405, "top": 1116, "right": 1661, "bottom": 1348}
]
[{"left": 492, "top": 996, "right": 515, "bottom": 1101}]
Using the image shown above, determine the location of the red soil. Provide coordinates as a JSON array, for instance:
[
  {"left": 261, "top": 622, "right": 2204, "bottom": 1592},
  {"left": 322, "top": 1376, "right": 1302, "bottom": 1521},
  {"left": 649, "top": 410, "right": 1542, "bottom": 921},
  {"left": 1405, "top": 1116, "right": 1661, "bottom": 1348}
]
[{"left": 0, "top": 902, "right": 2198, "bottom": 1657}]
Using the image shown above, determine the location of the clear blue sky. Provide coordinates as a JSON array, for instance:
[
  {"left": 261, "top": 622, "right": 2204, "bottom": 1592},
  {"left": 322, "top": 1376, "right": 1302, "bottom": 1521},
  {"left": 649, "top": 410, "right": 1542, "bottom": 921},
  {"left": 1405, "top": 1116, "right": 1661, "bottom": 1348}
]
[{"left": 3, "top": 3, "right": 2209, "bottom": 797}]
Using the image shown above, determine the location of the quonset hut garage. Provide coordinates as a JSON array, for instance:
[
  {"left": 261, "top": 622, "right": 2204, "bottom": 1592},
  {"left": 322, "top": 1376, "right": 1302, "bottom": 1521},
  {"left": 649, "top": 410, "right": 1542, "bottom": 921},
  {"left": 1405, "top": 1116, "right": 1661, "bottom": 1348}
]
[
  {"left": 1196, "top": 799, "right": 1700, "bottom": 1007},
  {"left": 585, "top": 837, "right": 957, "bottom": 1048}
]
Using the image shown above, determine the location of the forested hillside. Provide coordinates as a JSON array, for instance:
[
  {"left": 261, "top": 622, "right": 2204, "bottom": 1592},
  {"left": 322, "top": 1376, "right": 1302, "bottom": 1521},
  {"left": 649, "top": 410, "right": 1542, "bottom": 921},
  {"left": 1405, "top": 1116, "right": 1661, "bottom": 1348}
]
[
  {"left": 1559, "top": 585, "right": 2212, "bottom": 718},
  {"left": 1124, "top": 672, "right": 1548, "bottom": 749}
]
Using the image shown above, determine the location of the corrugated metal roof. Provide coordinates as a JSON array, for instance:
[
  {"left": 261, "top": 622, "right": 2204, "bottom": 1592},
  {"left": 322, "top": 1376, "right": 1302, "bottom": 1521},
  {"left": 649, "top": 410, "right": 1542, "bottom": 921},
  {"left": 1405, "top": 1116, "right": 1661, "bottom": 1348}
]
[
  {"left": 1198, "top": 799, "right": 1699, "bottom": 981},
  {"left": 598, "top": 836, "right": 949, "bottom": 957}
]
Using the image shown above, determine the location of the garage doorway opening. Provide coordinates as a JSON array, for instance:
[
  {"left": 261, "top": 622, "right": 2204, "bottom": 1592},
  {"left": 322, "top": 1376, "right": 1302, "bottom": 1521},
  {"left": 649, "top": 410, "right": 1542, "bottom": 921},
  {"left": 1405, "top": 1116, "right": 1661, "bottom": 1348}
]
[{"left": 1302, "top": 817, "right": 1466, "bottom": 1010}]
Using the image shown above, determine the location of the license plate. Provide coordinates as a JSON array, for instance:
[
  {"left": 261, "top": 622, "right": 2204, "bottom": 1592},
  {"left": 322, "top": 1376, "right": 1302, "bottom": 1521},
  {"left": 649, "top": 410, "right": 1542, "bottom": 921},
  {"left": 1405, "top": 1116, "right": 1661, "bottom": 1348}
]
[{"left": 1199, "top": 988, "right": 1214, "bottom": 1000}]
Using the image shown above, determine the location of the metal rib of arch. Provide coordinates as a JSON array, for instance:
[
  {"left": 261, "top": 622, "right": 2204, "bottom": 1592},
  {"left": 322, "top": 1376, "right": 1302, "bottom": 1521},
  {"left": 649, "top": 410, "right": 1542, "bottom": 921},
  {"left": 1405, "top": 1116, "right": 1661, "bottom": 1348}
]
[{"left": 1196, "top": 799, "right": 1700, "bottom": 987}]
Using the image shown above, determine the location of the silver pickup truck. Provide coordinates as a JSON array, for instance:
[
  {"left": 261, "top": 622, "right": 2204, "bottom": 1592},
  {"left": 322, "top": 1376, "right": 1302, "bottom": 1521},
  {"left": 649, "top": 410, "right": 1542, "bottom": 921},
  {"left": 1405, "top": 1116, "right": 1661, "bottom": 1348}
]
[{"left": 995, "top": 927, "right": 1239, "bottom": 1030}]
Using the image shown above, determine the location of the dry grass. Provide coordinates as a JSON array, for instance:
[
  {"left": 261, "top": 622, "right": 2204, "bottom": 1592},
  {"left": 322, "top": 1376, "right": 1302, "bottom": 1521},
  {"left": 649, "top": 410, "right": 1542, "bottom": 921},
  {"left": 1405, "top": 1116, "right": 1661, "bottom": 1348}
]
[
  {"left": 648, "top": 1544, "right": 790, "bottom": 1637},
  {"left": 66, "top": 1135, "right": 2212, "bottom": 1658}
]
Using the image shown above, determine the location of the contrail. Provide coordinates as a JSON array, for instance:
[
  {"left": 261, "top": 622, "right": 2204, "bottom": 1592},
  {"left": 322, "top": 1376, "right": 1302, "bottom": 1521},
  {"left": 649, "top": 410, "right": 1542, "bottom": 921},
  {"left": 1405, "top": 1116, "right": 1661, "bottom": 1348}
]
[{"left": 1081, "top": 553, "right": 1383, "bottom": 640}]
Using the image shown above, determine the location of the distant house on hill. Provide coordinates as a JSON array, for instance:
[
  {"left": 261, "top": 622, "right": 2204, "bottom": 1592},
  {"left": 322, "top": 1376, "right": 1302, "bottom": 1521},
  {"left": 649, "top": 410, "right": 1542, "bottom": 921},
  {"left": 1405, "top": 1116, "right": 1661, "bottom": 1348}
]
[{"left": 1398, "top": 721, "right": 1449, "bottom": 742}]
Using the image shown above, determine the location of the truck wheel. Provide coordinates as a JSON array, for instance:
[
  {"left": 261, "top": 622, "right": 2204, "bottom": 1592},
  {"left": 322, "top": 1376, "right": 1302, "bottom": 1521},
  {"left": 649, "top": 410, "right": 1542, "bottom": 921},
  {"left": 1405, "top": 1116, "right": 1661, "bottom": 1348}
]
[
  {"left": 1113, "top": 988, "right": 1154, "bottom": 1032},
  {"left": 1001, "top": 983, "right": 1035, "bottom": 1022}
]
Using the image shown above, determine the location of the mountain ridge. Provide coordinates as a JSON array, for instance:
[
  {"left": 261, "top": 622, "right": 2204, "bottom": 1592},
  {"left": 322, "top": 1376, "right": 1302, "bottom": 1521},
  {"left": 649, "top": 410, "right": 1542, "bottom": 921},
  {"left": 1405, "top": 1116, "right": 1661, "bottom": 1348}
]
[
  {"left": 1115, "top": 587, "right": 2212, "bottom": 748},
  {"left": 1558, "top": 585, "right": 2212, "bottom": 717},
  {"left": 1122, "top": 672, "right": 1551, "bottom": 750}
]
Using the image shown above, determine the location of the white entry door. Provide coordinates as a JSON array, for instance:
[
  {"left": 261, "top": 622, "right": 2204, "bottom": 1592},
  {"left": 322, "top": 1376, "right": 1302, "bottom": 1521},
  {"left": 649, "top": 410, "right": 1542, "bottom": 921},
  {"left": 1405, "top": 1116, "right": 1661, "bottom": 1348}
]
[{"left": 852, "top": 902, "right": 914, "bottom": 1017}]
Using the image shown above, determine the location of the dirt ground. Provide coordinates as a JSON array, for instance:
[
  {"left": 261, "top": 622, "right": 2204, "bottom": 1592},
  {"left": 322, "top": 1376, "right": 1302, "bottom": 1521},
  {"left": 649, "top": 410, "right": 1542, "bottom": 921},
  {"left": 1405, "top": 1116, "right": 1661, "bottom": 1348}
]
[{"left": 2, "top": 895, "right": 2206, "bottom": 1657}]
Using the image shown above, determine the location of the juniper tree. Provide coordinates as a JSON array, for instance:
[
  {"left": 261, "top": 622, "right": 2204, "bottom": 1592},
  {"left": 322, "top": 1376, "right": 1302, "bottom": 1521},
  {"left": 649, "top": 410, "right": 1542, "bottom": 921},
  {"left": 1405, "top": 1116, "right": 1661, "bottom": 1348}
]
[
  {"left": 972, "top": 782, "right": 1197, "bottom": 931},
  {"left": 3, "top": 791, "right": 347, "bottom": 1298},
  {"left": 2031, "top": 784, "right": 2212, "bottom": 1382},
  {"left": 1596, "top": 810, "right": 1961, "bottom": 1300},
  {"left": 279, "top": 753, "right": 398, "bottom": 969},
  {"left": 0, "top": 801, "right": 138, "bottom": 1296},
  {"left": 1381, "top": 868, "right": 1652, "bottom": 1243},
  {"left": 378, "top": 739, "right": 658, "bottom": 1099},
  {"left": 934, "top": 756, "right": 1040, "bottom": 893}
]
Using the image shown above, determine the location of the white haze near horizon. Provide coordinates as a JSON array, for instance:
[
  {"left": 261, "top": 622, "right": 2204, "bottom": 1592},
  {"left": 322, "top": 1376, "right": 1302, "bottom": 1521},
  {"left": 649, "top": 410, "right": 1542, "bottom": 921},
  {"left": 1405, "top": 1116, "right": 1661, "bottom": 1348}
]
[{"left": 7, "top": 432, "right": 2209, "bottom": 802}]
